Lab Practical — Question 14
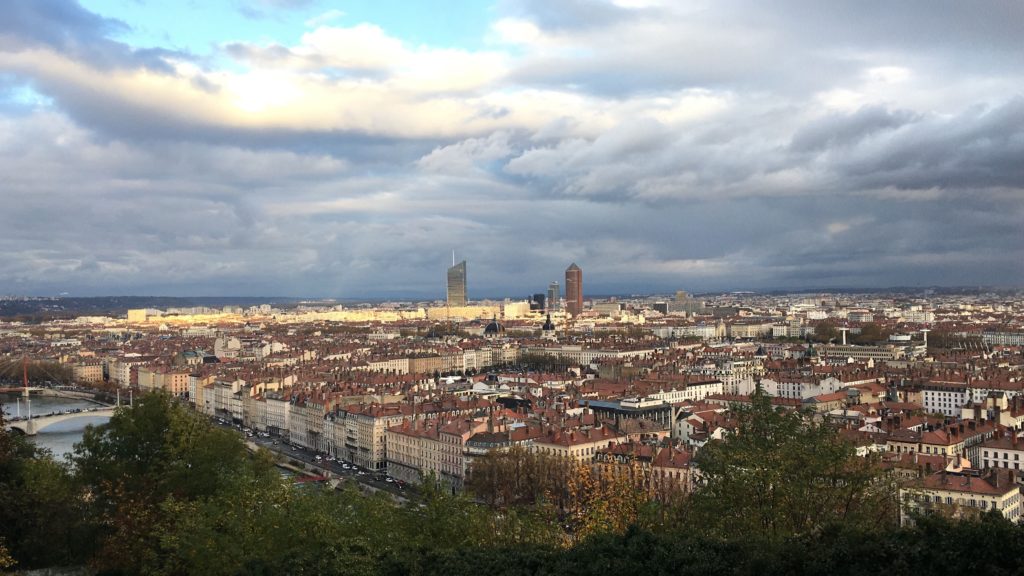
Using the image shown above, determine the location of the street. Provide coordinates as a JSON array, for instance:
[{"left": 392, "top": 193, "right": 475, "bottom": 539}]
[{"left": 210, "top": 418, "right": 413, "bottom": 500}]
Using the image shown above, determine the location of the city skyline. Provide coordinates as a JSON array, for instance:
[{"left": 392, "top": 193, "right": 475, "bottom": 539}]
[{"left": 1, "top": 1, "right": 1022, "bottom": 298}]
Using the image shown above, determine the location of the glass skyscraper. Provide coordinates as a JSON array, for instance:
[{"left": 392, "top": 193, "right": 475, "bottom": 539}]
[
  {"left": 447, "top": 260, "right": 467, "bottom": 306},
  {"left": 547, "top": 281, "right": 559, "bottom": 312}
]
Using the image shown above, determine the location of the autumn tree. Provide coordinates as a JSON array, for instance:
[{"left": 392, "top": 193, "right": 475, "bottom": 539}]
[
  {"left": 468, "top": 445, "right": 567, "bottom": 509},
  {"left": 564, "top": 459, "right": 653, "bottom": 543}
]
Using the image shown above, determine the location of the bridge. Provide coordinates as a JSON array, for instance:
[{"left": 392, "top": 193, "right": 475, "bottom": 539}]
[
  {"left": 6, "top": 407, "right": 117, "bottom": 436},
  {"left": 0, "top": 387, "right": 46, "bottom": 396}
]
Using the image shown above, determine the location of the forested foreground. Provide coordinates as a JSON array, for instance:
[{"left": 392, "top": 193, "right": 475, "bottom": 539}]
[{"left": 2, "top": 393, "right": 1024, "bottom": 575}]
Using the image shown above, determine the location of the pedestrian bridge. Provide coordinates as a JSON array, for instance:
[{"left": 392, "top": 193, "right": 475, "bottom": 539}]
[{"left": 6, "top": 407, "right": 117, "bottom": 436}]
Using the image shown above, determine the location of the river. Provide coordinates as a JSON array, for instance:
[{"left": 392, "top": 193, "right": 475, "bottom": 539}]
[{"left": 1, "top": 393, "right": 111, "bottom": 460}]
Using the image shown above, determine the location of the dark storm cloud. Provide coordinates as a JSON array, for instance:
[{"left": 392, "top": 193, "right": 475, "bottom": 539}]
[
  {"left": 828, "top": 98, "right": 1024, "bottom": 191},
  {"left": 789, "top": 107, "right": 920, "bottom": 152}
]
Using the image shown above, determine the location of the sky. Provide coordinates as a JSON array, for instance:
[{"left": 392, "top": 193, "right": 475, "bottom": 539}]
[{"left": 1, "top": 0, "right": 1022, "bottom": 299}]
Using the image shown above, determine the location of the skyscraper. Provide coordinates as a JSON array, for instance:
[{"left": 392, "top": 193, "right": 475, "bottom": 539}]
[
  {"left": 530, "top": 293, "right": 546, "bottom": 311},
  {"left": 565, "top": 263, "right": 582, "bottom": 316},
  {"left": 447, "top": 260, "right": 467, "bottom": 306},
  {"left": 547, "top": 281, "right": 559, "bottom": 312}
]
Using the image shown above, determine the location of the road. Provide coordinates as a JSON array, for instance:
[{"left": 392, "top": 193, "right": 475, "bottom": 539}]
[{"left": 210, "top": 419, "right": 413, "bottom": 501}]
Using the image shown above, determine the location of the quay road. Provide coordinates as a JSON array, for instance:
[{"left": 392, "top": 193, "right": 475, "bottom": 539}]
[{"left": 209, "top": 419, "right": 413, "bottom": 502}]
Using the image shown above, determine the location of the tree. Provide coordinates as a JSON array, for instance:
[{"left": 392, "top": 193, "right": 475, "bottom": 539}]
[
  {"left": 72, "top": 391, "right": 277, "bottom": 573},
  {"left": 851, "top": 322, "right": 885, "bottom": 344},
  {"left": 467, "top": 445, "right": 567, "bottom": 509},
  {"left": 0, "top": 404, "right": 95, "bottom": 570},
  {"left": 812, "top": 320, "right": 838, "bottom": 343},
  {"left": 563, "top": 460, "right": 653, "bottom": 543},
  {"left": 686, "top": 390, "right": 896, "bottom": 540}
]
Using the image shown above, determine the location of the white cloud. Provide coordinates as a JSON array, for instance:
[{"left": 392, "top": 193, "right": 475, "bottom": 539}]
[
  {"left": 865, "top": 66, "right": 911, "bottom": 84},
  {"left": 417, "top": 132, "right": 514, "bottom": 174},
  {"left": 305, "top": 9, "right": 346, "bottom": 28},
  {"left": 491, "top": 18, "right": 542, "bottom": 45}
]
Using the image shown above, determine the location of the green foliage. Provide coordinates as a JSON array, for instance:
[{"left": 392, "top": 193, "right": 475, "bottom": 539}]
[
  {"left": 149, "top": 483, "right": 390, "bottom": 575},
  {"left": 850, "top": 322, "right": 887, "bottom": 344},
  {"left": 71, "top": 391, "right": 277, "bottom": 573},
  {"left": 74, "top": 391, "right": 270, "bottom": 502},
  {"left": 0, "top": 432, "right": 93, "bottom": 569},
  {"left": 811, "top": 320, "right": 837, "bottom": 343},
  {"left": 688, "top": 390, "right": 896, "bottom": 540},
  {"left": 4, "top": 391, "right": 1024, "bottom": 575}
]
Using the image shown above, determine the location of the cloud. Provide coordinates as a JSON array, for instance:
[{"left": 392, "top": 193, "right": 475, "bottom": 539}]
[
  {"left": 0, "top": 0, "right": 1022, "bottom": 296},
  {"left": 304, "top": 9, "right": 345, "bottom": 28},
  {"left": 789, "top": 106, "right": 919, "bottom": 152},
  {"left": 0, "top": 0, "right": 186, "bottom": 73},
  {"left": 417, "top": 131, "right": 515, "bottom": 175},
  {"left": 239, "top": 0, "right": 316, "bottom": 20}
]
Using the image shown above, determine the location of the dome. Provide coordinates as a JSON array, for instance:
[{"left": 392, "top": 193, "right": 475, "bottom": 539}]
[
  {"left": 484, "top": 316, "right": 505, "bottom": 336},
  {"left": 542, "top": 314, "right": 555, "bottom": 331}
]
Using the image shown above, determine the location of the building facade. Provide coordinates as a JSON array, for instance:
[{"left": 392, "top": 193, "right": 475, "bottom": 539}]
[
  {"left": 565, "top": 263, "right": 583, "bottom": 316},
  {"left": 447, "top": 260, "right": 467, "bottom": 307},
  {"left": 548, "top": 281, "right": 560, "bottom": 312}
]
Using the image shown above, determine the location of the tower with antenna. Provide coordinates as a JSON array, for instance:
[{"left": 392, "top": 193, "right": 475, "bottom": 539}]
[{"left": 447, "top": 253, "right": 467, "bottom": 307}]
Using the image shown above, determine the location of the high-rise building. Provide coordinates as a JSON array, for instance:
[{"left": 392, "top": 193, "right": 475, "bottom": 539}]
[
  {"left": 547, "top": 281, "right": 559, "bottom": 312},
  {"left": 530, "top": 293, "right": 546, "bottom": 311},
  {"left": 447, "top": 260, "right": 467, "bottom": 306},
  {"left": 666, "top": 289, "right": 705, "bottom": 316},
  {"left": 565, "top": 263, "right": 582, "bottom": 316}
]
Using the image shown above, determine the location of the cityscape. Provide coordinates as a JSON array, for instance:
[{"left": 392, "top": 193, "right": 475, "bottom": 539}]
[
  {"left": 1, "top": 0, "right": 1023, "bottom": 574},
  {"left": 2, "top": 278, "right": 1024, "bottom": 572}
]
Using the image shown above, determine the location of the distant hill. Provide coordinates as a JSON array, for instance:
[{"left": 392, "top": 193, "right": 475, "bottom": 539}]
[{"left": 0, "top": 296, "right": 302, "bottom": 319}]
